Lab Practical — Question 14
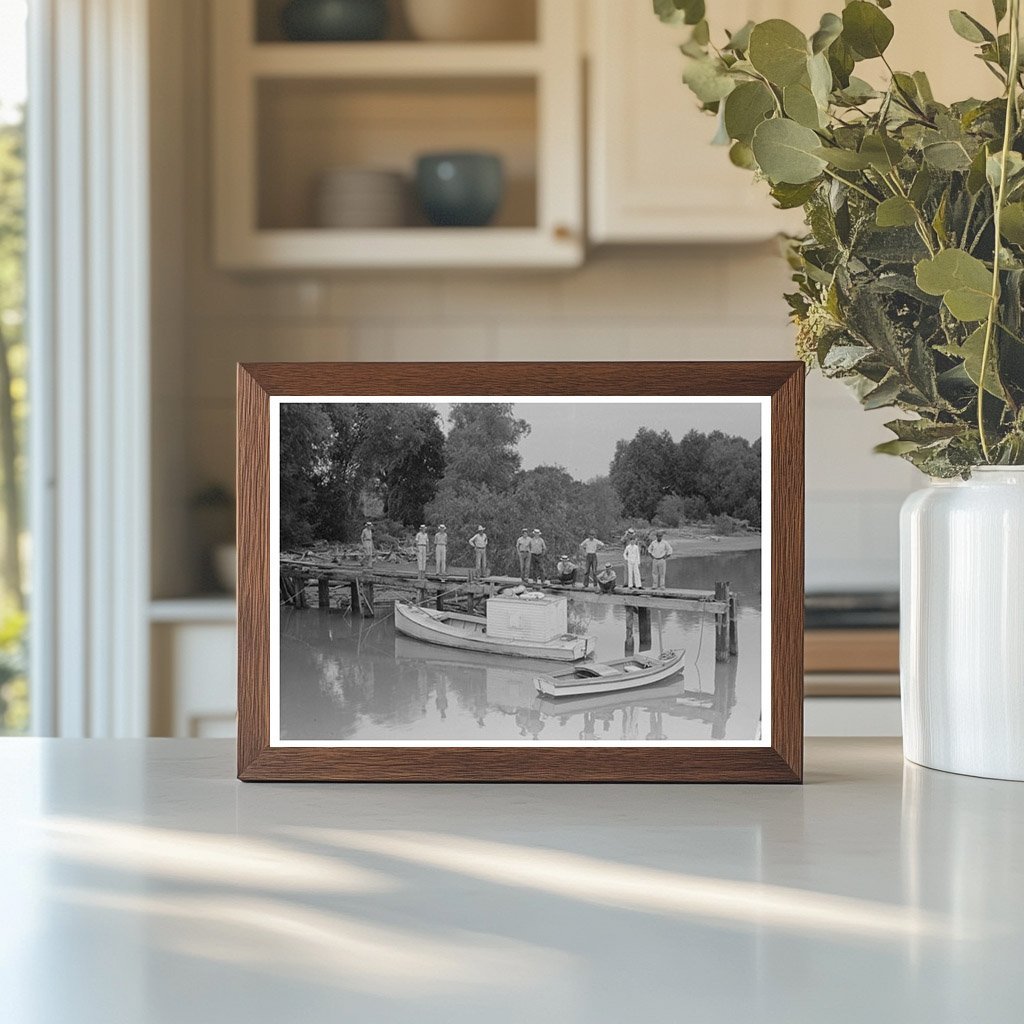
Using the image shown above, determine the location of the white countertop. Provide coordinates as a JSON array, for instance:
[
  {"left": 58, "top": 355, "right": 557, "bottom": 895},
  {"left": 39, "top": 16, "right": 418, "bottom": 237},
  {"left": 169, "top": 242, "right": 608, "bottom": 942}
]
[{"left": 1, "top": 738, "right": 1020, "bottom": 1023}]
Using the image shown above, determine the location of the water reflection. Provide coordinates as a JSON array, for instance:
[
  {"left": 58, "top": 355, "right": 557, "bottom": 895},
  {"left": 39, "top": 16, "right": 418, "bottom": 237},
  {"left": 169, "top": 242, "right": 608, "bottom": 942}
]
[{"left": 280, "top": 551, "right": 762, "bottom": 743}]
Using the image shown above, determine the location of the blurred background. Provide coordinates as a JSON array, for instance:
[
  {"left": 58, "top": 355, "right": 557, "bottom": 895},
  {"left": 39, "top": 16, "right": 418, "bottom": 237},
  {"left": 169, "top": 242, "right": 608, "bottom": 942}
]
[{"left": 0, "top": 0, "right": 997, "bottom": 740}]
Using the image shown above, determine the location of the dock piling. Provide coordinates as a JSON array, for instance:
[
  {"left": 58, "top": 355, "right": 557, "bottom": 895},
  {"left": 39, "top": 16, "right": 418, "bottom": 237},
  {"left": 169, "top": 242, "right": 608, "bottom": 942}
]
[
  {"left": 318, "top": 577, "right": 330, "bottom": 609},
  {"left": 714, "top": 582, "right": 729, "bottom": 663}
]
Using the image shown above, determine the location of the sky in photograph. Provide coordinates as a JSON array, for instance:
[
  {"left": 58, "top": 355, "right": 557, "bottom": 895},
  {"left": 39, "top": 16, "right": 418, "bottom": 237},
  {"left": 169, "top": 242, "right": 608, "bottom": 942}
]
[{"left": 433, "top": 401, "right": 762, "bottom": 481}]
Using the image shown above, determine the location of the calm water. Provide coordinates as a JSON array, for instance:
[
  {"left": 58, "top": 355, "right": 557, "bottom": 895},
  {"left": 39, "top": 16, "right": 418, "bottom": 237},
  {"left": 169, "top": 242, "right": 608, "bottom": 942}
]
[{"left": 279, "top": 551, "right": 763, "bottom": 743}]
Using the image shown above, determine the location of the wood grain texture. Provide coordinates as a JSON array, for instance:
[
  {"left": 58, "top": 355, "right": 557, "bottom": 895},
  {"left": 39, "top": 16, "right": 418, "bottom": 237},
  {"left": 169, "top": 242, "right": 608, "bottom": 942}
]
[
  {"left": 236, "top": 361, "right": 805, "bottom": 783},
  {"left": 805, "top": 629, "right": 899, "bottom": 674}
]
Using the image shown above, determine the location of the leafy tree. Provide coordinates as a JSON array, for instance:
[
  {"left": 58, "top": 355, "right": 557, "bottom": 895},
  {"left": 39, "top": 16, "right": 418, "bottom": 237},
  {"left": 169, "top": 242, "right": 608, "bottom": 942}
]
[
  {"left": 442, "top": 403, "right": 530, "bottom": 493},
  {"left": 609, "top": 428, "right": 682, "bottom": 519},
  {"left": 0, "top": 114, "right": 25, "bottom": 608},
  {"left": 279, "top": 404, "right": 333, "bottom": 548}
]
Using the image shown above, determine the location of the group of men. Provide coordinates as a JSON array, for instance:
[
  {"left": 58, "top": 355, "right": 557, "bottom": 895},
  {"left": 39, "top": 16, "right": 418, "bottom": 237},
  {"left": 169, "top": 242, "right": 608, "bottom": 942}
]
[{"left": 360, "top": 521, "right": 674, "bottom": 591}]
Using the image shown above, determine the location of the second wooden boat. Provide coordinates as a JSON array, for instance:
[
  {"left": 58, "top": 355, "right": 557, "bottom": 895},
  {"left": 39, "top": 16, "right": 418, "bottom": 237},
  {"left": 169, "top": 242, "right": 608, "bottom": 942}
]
[
  {"left": 534, "top": 648, "right": 685, "bottom": 697},
  {"left": 394, "top": 601, "right": 595, "bottom": 661}
]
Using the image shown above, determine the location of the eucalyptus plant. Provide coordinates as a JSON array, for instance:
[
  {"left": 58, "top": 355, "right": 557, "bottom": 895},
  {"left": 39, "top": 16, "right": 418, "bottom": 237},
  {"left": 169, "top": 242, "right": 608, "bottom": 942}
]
[{"left": 657, "top": 0, "right": 1024, "bottom": 474}]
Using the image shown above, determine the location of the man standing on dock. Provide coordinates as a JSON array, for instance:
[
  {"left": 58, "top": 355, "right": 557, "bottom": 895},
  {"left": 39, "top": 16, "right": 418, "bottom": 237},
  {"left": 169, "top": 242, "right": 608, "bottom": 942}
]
[
  {"left": 469, "top": 525, "right": 489, "bottom": 577},
  {"left": 361, "top": 522, "right": 374, "bottom": 568},
  {"left": 579, "top": 530, "right": 605, "bottom": 588},
  {"left": 529, "top": 529, "right": 547, "bottom": 583},
  {"left": 415, "top": 524, "right": 430, "bottom": 576},
  {"left": 516, "top": 529, "right": 532, "bottom": 581},
  {"left": 434, "top": 524, "right": 448, "bottom": 577},
  {"left": 623, "top": 534, "right": 642, "bottom": 590},
  {"left": 648, "top": 530, "right": 673, "bottom": 590}
]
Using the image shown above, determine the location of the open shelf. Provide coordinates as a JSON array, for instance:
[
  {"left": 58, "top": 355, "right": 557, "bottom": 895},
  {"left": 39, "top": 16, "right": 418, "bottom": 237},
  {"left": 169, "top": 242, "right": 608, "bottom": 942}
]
[
  {"left": 254, "top": 0, "right": 539, "bottom": 45},
  {"left": 257, "top": 77, "right": 538, "bottom": 232},
  {"left": 213, "top": 0, "right": 582, "bottom": 268}
]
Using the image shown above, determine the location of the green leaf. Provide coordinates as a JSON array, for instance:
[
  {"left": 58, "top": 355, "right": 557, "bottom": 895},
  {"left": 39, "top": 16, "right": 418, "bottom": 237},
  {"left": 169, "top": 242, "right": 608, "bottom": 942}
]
[
  {"left": 876, "top": 197, "right": 918, "bottom": 228},
  {"left": 948, "top": 10, "right": 994, "bottom": 44},
  {"left": 723, "top": 81, "right": 775, "bottom": 144},
  {"left": 810, "top": 12, "right": 843, "bottom": 54},
  {"left": 682, "top": 57, "right": 736, "bottom": 104},
  {"left": 909, "top": 164, "right": 933, "bottom": 205},
  {"left": 967, "top": 144, "right": 991, "bottom": 194},
  {"left": 808, "top": 51, "right": 833, "bottom": 109},
  {"left": 915, "top": 249, "right": 994, "bottom": 322},
  {"left": 1000, "top": 203, "right": 1024, "bottom": 244},
  {"left": 874, "top": 439, "right": 922, "bottom": 455},
  {"left": 860, "top": 133, "right": 904, "bottom": 173},
  {"left": 771, "top": 180, "right": 820, "bottom": 209},
  {"left": 784, "top": 80, "right": 824, "bottom": 129},
  {"left": 913, "top": 71, "right": 935, "bottom": 104},
  {"left": 939, "top": 326, "right": 1006, "bottom": 398},
  {"left": 814, "top": 146, "right": 872, "bottom": 170},
  {"left": 884, "top": 418, "right": 964, "bottom": 443},
  {"left": 827, "top": 36, "right": 856, "bottom": 88},
  {"left": 748, "top": 20, "right": 809, "bottom": 86},
  {"left": 923, "top": 140, "right": 972, "bottom": 171},
  {"left": 862, "top": 374, "right": 903, "bottom": 409},
  {"left": 724, "top": 20, "right": 755, "bottom": 53},
  {"left": 986, "top": 150, "right": 1024, "bottom": 191},
  {"left": 653, "top": 0, "right": 705, "bottom": 26},
  {"left": 993, "top": 0, "right": 1008, "bottom": 24},
  {"left": 729, "top": 140, "right": 757, "bottom": 170},
  {"left": 842, "top": 1, "right": 895, "bottom": 59},
  {"left": 691, "top": 19, "right": 710, "bottom": 45},
  {"left": 751, "top": 118, "right": 828, "bottom": 184}
]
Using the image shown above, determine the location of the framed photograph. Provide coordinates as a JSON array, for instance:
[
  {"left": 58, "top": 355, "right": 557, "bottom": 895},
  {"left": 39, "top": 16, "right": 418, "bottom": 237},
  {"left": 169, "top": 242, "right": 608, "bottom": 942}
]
[{"left": 237, "top": 362, "right": 804, "bottom": 782}]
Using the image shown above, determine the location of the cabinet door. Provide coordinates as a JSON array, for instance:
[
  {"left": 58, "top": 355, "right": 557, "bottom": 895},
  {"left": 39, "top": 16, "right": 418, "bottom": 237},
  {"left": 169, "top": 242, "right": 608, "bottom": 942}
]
[{"left": 588, "top": 0, "right": 810, "bottom": 243}]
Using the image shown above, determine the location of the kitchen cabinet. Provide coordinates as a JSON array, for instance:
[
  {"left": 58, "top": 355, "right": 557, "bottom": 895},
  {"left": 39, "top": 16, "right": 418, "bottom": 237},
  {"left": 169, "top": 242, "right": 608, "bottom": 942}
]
[
  {"left": 586, "top": 0, "right": 998, "bottom": 244},
  {"left": 211, "top": 0, "right": 583, "bottom": 269}
]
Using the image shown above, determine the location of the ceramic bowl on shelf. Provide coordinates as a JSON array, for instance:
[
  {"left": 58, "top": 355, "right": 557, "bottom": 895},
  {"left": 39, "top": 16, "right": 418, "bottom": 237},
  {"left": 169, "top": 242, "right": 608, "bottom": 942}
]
[
  {"left": 403, "top": 0, "right": 534, "bottom": 42},
  {"left": 281, "top": 0, "right": 389, "bottom": 42},
  {"left": 415, "top": 152, "right": 504, "bottom": 227},
  {"left": 315, "top": 167, "right": 408, "bottom": 229}
]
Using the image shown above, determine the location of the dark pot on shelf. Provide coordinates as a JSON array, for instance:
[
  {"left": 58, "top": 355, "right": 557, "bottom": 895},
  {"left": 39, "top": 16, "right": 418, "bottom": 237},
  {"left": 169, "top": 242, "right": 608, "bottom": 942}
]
[
  {"left": 281, "top": 0, "right": 388, "bottom": 42},
  {"left": 415, "top": 152, "right": 505, "bottom": 227}
]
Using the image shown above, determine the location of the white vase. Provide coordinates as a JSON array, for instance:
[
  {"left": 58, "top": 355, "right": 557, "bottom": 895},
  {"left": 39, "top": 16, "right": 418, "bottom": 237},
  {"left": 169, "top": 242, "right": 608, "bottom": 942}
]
[{"left": 900, "top": 467, "right": 1024, "bottom": 780}]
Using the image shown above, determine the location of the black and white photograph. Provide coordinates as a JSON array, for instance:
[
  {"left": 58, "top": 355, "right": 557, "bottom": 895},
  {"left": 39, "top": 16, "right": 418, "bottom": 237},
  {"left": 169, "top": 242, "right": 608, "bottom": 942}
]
[{"left": 270, "top": 397, "right": 769, "bottom": 747}]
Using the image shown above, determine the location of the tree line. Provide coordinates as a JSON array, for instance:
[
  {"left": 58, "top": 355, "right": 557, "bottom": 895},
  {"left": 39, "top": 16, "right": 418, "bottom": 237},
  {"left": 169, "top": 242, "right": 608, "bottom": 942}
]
[
  {"left": 609, "top": 427, "right": 761, "bottom": 527},
  {"left": 280, "top": 404, "right": 760, "bottom": 566}
]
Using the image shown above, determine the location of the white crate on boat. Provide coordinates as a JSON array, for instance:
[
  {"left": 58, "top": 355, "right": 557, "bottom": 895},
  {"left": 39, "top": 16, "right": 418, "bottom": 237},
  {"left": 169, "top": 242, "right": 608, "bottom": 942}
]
[{"left": 486, "top": 594, "right": 567, "bottom": 642}]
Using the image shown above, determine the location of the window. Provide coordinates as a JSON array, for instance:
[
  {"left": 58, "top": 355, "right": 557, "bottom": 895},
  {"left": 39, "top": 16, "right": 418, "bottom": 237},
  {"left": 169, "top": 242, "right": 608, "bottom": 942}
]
[{"left": 0, "top": 0, "right": 28, "bottom": 734}]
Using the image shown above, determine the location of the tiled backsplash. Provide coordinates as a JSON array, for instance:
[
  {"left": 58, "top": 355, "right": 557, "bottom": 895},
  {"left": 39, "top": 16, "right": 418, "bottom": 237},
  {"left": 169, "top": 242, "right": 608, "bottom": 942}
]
[{"left": 179, "top": 248, "right": 917, "bottom": 593}]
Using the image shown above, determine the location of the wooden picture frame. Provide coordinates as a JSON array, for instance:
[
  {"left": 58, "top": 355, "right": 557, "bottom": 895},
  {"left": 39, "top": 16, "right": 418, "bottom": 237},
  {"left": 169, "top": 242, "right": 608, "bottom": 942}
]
[{"left": 237, "top": 362, "right": 804, "bottom": 782}]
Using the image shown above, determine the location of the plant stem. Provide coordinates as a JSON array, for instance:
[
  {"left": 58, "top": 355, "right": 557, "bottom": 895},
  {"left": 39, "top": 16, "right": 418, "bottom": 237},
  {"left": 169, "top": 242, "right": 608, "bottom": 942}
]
[
  {"left": 979, "top": 0, "right": 1021, "bottom": 462},
  {"left": 822, "top": 167, "right": 880, "bottom": 205}
]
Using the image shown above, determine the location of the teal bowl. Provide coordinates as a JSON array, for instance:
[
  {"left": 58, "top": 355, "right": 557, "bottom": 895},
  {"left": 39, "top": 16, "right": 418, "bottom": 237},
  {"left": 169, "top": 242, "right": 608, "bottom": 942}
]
[
  {"left": 415, "top": 153, "right": 505, "bottom": 228},
  {"left": 281, "top": 0, "right": 388, "bottom": 42}
]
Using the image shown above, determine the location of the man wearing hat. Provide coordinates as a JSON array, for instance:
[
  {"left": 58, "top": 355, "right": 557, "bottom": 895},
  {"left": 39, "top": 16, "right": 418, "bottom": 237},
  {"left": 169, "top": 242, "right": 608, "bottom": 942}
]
[
  {"left": 597, "top": 563, "right": 617, "bottom": 594},
  {"left": 528, "top": 528, "right": 547, "bottom": 583},
  {"left": 515, "top": 528, "right": 532, "bottom": 582},
  {"left": 414, "top": 523, "right": 430, "bottom": 575},
  {"left": 360, "top": 522, "right": 374, "bottom": 568},
  {"left": 557, "top": 553, "right": 578, "bottom": 586},
  {"left": 468, "top": 525, "right": 489, "bottom": 577},
  {"left": 579, "top": 529, "right": 606, "bottom": 589},
  {"left": 434, "top": 524, "right": 448, "bottom": 576}
]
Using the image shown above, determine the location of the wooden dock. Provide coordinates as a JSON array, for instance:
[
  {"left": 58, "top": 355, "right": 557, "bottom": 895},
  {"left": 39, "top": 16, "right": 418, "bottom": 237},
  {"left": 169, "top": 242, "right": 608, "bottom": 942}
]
[{"left": 279, "top": 557, "right": 740, "bottom": 661}]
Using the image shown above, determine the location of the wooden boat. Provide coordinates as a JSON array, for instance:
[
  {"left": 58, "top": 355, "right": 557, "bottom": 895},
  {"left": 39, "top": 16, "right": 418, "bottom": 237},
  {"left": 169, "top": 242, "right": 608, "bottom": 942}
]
[
  {"left": 534, "top": 649, "right": 685, "bottom": 697},
  {"left": 393, "top": 601, "right": 595, "bottom": 662}
]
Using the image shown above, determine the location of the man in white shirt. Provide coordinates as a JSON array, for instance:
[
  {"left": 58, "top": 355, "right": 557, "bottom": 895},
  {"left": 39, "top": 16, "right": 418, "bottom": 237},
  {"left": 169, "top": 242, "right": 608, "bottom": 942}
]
[
  {"left": 528, "top": 529, "right": 547, "bottom": 583},
  {"left": 360, "top": 522, "right": 374, "bottom": 568},
  {"left": 623, "top": 537, "right": 642, "bottom": 590},
  {"left": 648, "top": 530, "right": 674, "bottom": 590},
  {"left": 468, "top": 526, "right": 488, "bottom": 576},
  {"left": 415, "top": 524, "right": 429, "bottom": 575},
  {"left": 579, "top": 530, "right": 605, "bottom": 588},
  {"left": 434, "top": 525, "right": 448, "bottom": 576},
  {"left": 516, "top": 529, "right": 532, "bottom": 581}
]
